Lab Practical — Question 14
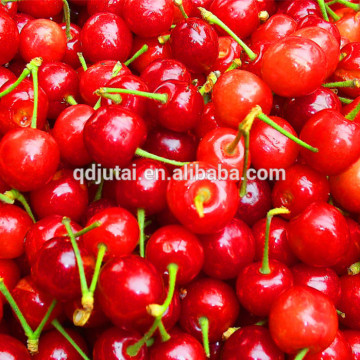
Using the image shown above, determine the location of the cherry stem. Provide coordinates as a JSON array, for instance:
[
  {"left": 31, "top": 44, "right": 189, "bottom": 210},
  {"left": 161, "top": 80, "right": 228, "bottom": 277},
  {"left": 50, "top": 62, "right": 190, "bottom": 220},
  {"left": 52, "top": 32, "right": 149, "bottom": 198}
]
[
  {"left": 338, "top": 96, "right": 353, "bottom": 104},
  {"left": 239, "top": 130, "right": 250, "bottom": 198},
  {"left": 51, "top": 320, "right": 91, "bottom": 360},
  {"left": 225, "top": 59, "right": 242, "bottom": 72},
  {"left": 32, "top": 299, "right": 57, "bottom": 339},
  {"left": 65, "top": 95, "right": 77, "bottom": 105},
  {"left": 137, "top": 208, "right": 146, "bottom": 258},
  {"left": 325, "top": 4, "right": 341, "bottom": 21},
  {"left": 345, "top": 100, "right": 360, "bottom": 120},
  {"left": 88, "top": 243, "right": 107, "bottom": 295},
  {"left": 135, "top": 148, "right": 189, "bottom": 167},
  {"left": 99, "top": 92, "right": 122, "bottom": 104},
  {"left": 0, "top": 189, "right": 35, "bottom": 222},
  {"left": 259, "top": 10, "right": 269, "bottom": 22},
  {"left": 334, "top": 0, "right": 359, "bottom": 10},
  {"left": 194, "top": 188, "right": 211, "bottom": 218},
  {"left": 124, "top": 44, "right": 149, "bottom": 66},
  {"left": 174, "top": 0, "right": 189, "bottom": 19},
  {"left": 199, "top": 317, "right": 210, "bottom": 358},
  {"left": 93, "top": 178, "right": 104, "bottom": 201},
  {"left": 348, "top": 261, "right": 360, "bottom": 275},
  {"left": 199, "top": 71, "right": 220, "bottom": 96},
  {"left": 77, "top": 52, "right": 87, "bottom": 71},
  {"left": 198, "top": 7, "right": 257, "bottom": 61},
  {"left": 93, "top": 98, "right": 102, "bottom": 110},
  {"left": 62, "top": 0, "right": 72, "bottom": 41},
  {"left": 158, "top": 320, "right": 171, "bottom": 342},
  {"left": 337, "top": 309, "right": 346, "bottom": 318},
  {"left": 323, "top": 79, "right": 360, "bottom": 88},
  {"left": 158, "top": 34, "right": 171, "bottom": 44},
  {"left": 97, "top": 87, "right": 168, "bottom": 104},
  {"left": 222, "top": 327, "right": 240, "bottom": 341},
  {"left": 30, "top": 62, "right": 39, "bottom": 129},
  {"left": 111, "top": 61, "right": 123, "bottom": 78},
  {"left": 317, "top": 0, "right": 330, "bottom": 21},
  {"left": 295, "top": 348, "right": 309, "bottom": 360},
  {"left": 73, "top": 221, "right": 102, "bottom": 238},
  {"left": 260, "top": 207, "right": 290, "bottom": 275}
]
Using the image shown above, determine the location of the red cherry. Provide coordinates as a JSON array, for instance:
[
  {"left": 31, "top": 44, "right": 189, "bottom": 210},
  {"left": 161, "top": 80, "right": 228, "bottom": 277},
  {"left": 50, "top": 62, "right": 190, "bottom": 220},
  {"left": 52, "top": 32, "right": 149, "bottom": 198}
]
[
  {"left": 278, "top": 0, "right": 321, "bottom": 22},
  {"left": 80, "top": 13, "right": 133, "bottom": 63},
  {"left": 335, "top": 10, "right": 360, "bottom": 43},
  {"left": 0, "top": 1, "right": 17, "bottom": 17},
  {"left": 0, "top": 13, "right": 19, "bottom": 66},
  {"left": 60, "top": 23, "right": 82, "bottom": 69},
  {"left": 0, "top": 334, "right": 31, "bottom": 360},
  {"left": 20, "top": 19, "right": 66, "bottom": 63},
  {"left": 194, "top": 102, "right": 222, "bottom": 139},
  {"left": 87, "top": 0, "right": 124, "bottom": 17},
  {"left": 18, "top": 0, "right": 63, "bottom": 18},
  {"left": 0, "top": 67, "right": 16, "bottom": 89},
  {"left": 241, "top": 40, "right": 272, "bottom": 78},
  {"left": 261, "top": 36, "right": 327, "bottom": 97},
  {"left": 343, "top": 330, "right": 360, "bottom": 360},
  {"left": 0, "top": 259, "right": 20, "bottom": 303},
  {"left": 81, "top": 198, "right": 115, "bottom": 226}
]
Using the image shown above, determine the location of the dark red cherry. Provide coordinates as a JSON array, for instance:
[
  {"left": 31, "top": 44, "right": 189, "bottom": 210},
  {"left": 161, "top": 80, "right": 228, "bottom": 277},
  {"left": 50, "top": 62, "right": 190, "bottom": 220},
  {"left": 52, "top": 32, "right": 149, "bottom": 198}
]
[
  {"left": 146, "top": 224, "right": 204, "bottom": 285},
  {"left": 20, "top": 19, "right": 66, "bottom": 62},
  {"left": 221, "top": 325, "right": 285, "bottom": 360},
  {"left": 83, "top": 207, "right": 139, "bottom": 260},
  {"left": 0, "top": 259, "right": 20, "bottom": 302},
  {"left": 80, "top": 13, "right": 132, "bottom": 63},
  {"left": 0, "top": 334, "right": 31, "bottom": 360},
  {"left": 170, "top": 18, "right": 219, "bottom": 74},
  {"left": 18, "top": 0, "right": 63, "bottom": 18},
  {"left": 60, "top": 23, "right": 82, "bottom": 69},
  {"left": 93, "top": 327, "right": 147, "bottom": 360},
  {"left": 31, "top": 236, "right": 95, "bottom": 301},
  {"left": 180, "top": 278, "right": 240, "bottom": 342},
  {"left": 271, "top": 164, "right": 330, "bottom": 219},
  {"left": 287, "top": 202, "right": 350, "bottom": 267},
  {"left": 261, "top": 36, "right": 327, "bottom": 97},
  {"left": 83, "top": 105, "right": 147, "bottom": 168},
  {"left": 81, "top": 198, "right": 115, "bottom": 226},
  {"left": 194, "top": 102, "right": 222, "bottom": 139},
  {"left": 87, "top": 0, "right": 124, "bottom": 17},
  {"left": 0, "top": 13, "right": 19, "bottom": 66},
  {"left": 199, "top": 218, "right": 255, "bottom": 280},
  {"left": 98, "top": 255, "right": 164, "bottom": 331},
  {"left": 269, "top": 286, "right": 338, "bottom": 355},
  {"left": 343, "top": 330, "right": 360, "bottom": 360}
]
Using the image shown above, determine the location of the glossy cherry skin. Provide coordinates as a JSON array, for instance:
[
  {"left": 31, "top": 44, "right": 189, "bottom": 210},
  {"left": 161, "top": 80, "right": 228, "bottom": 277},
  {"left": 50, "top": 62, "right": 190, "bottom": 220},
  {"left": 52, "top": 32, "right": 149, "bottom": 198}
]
[
  {"left": 180, "top": 278, "right": 239, "bottom": 342},
  {"left": 17, "top": 0, "right": 63, "bottom": 18},
  {"left": 335, "top": 10, "right": 360, "bottom": 44},
  {"left": 87, "top": 0, "right": 124, "bottom": 17},
  {"left": 210, "top": 0, "right": 259, "bottom": 39},
  {"left": 52, "top": 104, "right": 93, "bottom": 167},
  {"left": 80, "top": 13, "right": 133, "bottom": 63},
  {"left": 252, "top": 216, "right": 298, "bottom": 267},
  {"left": 212, "top": 70, "right": 273, "bottom": 129},
  {"left": 271, "top": 164, "right": 330, "bottom": 219},
  {"left": 29, "top": 169, "right": 89, "bottom": 222},
  {"left": 98, "top": 255, "right": 164, "bottom": 331},
  {"left": 300, "top": 109, "right": 360, "bottom": 175},
  {"left": 250, "top": 116, "right": 299, "bottom": 171},
  {"left": 83, "top": 105, "right": 147, "bottom": 168},
  {"left": 38, "top": 61, "right": 79, "bottom": 120},
  {"left": 283, "top": 86, "right": 342, "bottom": 133},
  {"left": 25, "top": 215, "right": 81, "bottom": 265},
  {"left": 199, "top": 218, "right": 255, "bottom": 280},
  {"left": 148, "top": 80, "right": 204, "bottom": 132},
  {"left": 0, "top": 204, "right": 33, "bottom": 259},
  {"left": 140, "top": 59, "right": 192, "bottom": 92},
  {"left": 278, "top": 0, "right": 321, "bottom": 22},
  {"left": 31, "top": 236, "right": 95, "bottom": 301},
  {"left": 221, "top": 325, "right": 285, "bottom": 360},
  {"left": 83, "top": 207, "right": 139, "bottom": 260},
  {"left": 0, "top": 78, "right": 48, "bottom": 135},
  {"left": 11, "top": 276, "right": 63, "bottom": 330},
  {"left": 292, "top": 264, "right": 341, "bottom": 305},
  {"left": 0, "top": 67, "right": 16, "bottom": 89},
  {"left": 81, "top": 198, "right": 116, "bottom": 225},
  {"left": 194, "top": 102, "right": 222, "bottom": 139},
  {"left": 115, "top": 158, "right": 170, "bottom": 215},
  {"left": 146, "top": 224, "right": 204, "bottom": 285},
  {"left": 33, "top": 329, "right": 89, "bottom": 360},
  {"left": 270, "top": 286, "right": 338, "bottom": 355},
  {"left": 0, "top": 334, "right": 31, "bottom": 360},
  {"left": 149, "top": 329, "right": 206, "bottom": 360},
  {"left": 20, "top": 19, "right": 66, "bottom": 62},
  {"left": 0, "top": 1, "right": 17, "bottom": 17},
  {"left": 288, "top": 202, "right": 350, "bottom": 267},
  {"left": 210, "top": 36, "right": 241, "bottom": 73},
  {"left": 60, "top": 23, "right": 82, "bottom": 69},
  {"left": 167, "top": 162, "right": 238, "bottom": 234},
  {"left": 197, "top": 128, "right": 247, "bottom": 171},
  {"left": 93, "top": 327, "right": 147, "bottom": 360},
  {"left": 170, "top": 18, "right": 219, "bottom": 74},
  {"left": 0, "top": 259, "right": 20, "bottom": 302},
  {"left": 0, "top": 13, "right": 19, "bottom": 66},
  {"left": 261, "top": 36, "right": 327, "bottom": 97},
  {"left": 343, "top": 330, "right": 360, "bottom": 360}
]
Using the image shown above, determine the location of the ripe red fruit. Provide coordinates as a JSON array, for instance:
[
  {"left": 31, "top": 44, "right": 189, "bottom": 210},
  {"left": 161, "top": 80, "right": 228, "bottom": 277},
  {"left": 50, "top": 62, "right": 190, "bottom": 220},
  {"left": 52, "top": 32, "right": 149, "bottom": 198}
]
[{"left": 0, "top": 13, "right": 19, "bottom": 66}]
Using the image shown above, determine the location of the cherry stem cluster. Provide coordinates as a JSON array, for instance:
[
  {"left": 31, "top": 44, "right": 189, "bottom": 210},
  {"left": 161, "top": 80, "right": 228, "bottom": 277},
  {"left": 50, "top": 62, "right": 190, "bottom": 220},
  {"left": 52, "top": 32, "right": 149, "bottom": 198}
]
[
  {"left": 317, "top": 0, "right": 330, "bottom": 21},
  {"left": 0, "top": 189, "right": 36, "bottom": 222}
]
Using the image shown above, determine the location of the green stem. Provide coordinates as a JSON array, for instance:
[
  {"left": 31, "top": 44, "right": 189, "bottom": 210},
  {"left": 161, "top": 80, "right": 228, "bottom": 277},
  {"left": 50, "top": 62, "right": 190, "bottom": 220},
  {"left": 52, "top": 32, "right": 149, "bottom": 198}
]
[
  {"left": 199, "top": 71, "right": 219, "bottom": 96},
  {"left": 157, "top": 320, "right": 171, "bottom": 342},
  {"left": 31, "top": 64, "right": 39, "bottom": 129},
  {"left": 98, "top": 92, "right": 122, "bottom": 104},
  {"left": 62, "top": 0, "right": 72, "bottom": 41},
  {"left": 338, "top": 96, "right": 353, "bottom": 104},
  {"left": 94, "top": 178, "right": 104, "bottom": 201},
  {"left": 88, "top": 244, "right": 107, "bottom": 294},
  {"left": 158, "top": 34, "right": 171, "bottom": 44},
  {"left": 323, "top": 79, "right": 360, "bottom": 88},
  {"left": 137, "top": 208, "right": 146, "bottom": 258},
  {"left": 294, "top": 348, "right": 309, "bottom": 360},
  {"left": 51, "top": 320, "right": 91, "bottom": 360},
  {"left": 345, "top": 100, "right": 360, "bottom": 120},
  {"left": 135, "top": 148, "right": 189, "bottom": 167},
  {"left": 4, "top": 189, "right": 35, "bottom": 223},
  {"left": 194, "top": 188, "right": 211, "bottom": 218},
  {"left": 334, "top": 0, "right": 359, "bottom": 10},
  {"left": 124, "top": 44, "right": 149, "bottom": 66},
  {"left": 198, "top": 7, "right": 257, "bottom": 61},
  {"left": 98, "top": 87, "right": 168, "bottom": 104},
  {"left": 174, "top": 0, "right": 189, "bottom": 18},
  {"left": 260, "top": 207, "right": 290, "bottom": 275},
  {"left": 73, "top": 221, "right": 102, "bottom": 238},
  {"left": 0, "top": 193, "right": 14, "bottom": 204},
  {"left": 317, "top": 0, "right": 329, "bottom": 20},
  {"left": 77, "top": 52, "right": 87, "bottom": 71},
  {"left": 239, "top": 131, "right": 250, "bottom": 198},
  {"left": 225, "top": 59, "right": 242, "bottom": 72},
  {"left": 65, "top": 95, "right": 78, "bottom": 105},
  {"left": 348, "top": 261, "right": 360, "bottom": 275},
  {"left": 325, "top": 3, "right": 341, "bottom": 20},
  {"left": 111, "top": 61, "right": 123, "bottom": 78},
  {"left": 336, "top": 309, "right": 345, "bottom": 318},
  {"left": 93, "top": 97, "right": 102, "bottom": 110},
  {"left": 33, "top": 299, "right": 57, "bottom": 338},
  {"left": 199, "top": 317, "right": 210, "bottom": 358}
]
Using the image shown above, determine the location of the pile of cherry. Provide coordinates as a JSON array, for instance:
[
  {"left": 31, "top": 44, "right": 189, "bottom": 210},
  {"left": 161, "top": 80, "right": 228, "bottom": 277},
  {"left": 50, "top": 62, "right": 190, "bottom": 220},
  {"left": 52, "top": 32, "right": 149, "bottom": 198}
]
[{"left": 1, "top": 0, "right": 360, "bottom": 359}]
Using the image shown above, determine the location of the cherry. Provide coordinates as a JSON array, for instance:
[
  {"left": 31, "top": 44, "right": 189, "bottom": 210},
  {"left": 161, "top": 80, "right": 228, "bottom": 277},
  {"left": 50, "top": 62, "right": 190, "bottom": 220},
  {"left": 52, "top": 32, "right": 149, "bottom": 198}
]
[
  {"left": 0, "top": 1, "right": 17, "bottom": 17},
  {"left": 20, "top": 19, "right": 67, "bottom": 63},
  {"left": 80, "top": 13, "right": 133, "bottom": 63},
  {"left": 0, "top": 334, "right": 31, "bottom": 360},
  {"left": 271, "top": 164, "right": 330, "bottom": 219},
  {"left": 170, "top": 17, "right": 219, "bottom": 74},
  {"left": 98, "top": 255, "right": 164, "bottom": 331},
  {"left": 194, "top": 102, "right": 222, "bottom": 139},
  {"left": 0, "top": 13, "right": 19, "bottom": 66},
  {"left": 93, "top": 327, "right": 147, "bottom": 360},
  {"left": 300, "top": 109, "right": 360, "bottom": 175},
  {"left": 14, "top": 12, "right": 34, "bottom": 38},
  {"left": 269, "top": 286, "right": 338, "bottom": 356},
  {"left": 140, "top": 59, "right": 191, "bottom": 92},
  {"left": 60, "top": 23, "right": 82, "bottom": 69},
  {"left": 221, "top": 326, "right": 285, "bottom": 360},
  {"left": 212, "top": 69, "right": 273, "bottom": 129},
  {"left": 0, "top": 259, "right": 20, "bottom": 303},
  {"left": 31, "top": 236, "right": 95, "bottom": 301},
  {"left": 342, "top": 95, "right": 360, "bottom": 121},
  {"left": 167, "top": 162, "right": 238, "bottom": 234},
  {"left": 261, "top": 36, "right": 327, "bottom": 97},
  {"left": 25, "top": 214, "right": 81, "bottom": 265},
  {"left": 343, "top": 330, "right": 360, "bottom": 360},
  {"left": 335, "top": 9, "right": 360, "bottom": 43},
  {"left": 209, "top": 36, "right": 241, "bottom": 73},
  {"left": 18, "top": 0, "right": 63, "bottom": 18},
  {"left": 199, "top": 218, "right": 255, "bottom": 280},
  {"left": 0, "top": 67, "right": 16, "bottom": 89},
  {"left": 87, "top": 0, "right": 124, "bottom": 17},
  {"left": 241, "top": 40, "right": 272, "bottom": 78},
  {"left": 278, "top": 0, "right": 321, "bottom": 22}
]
